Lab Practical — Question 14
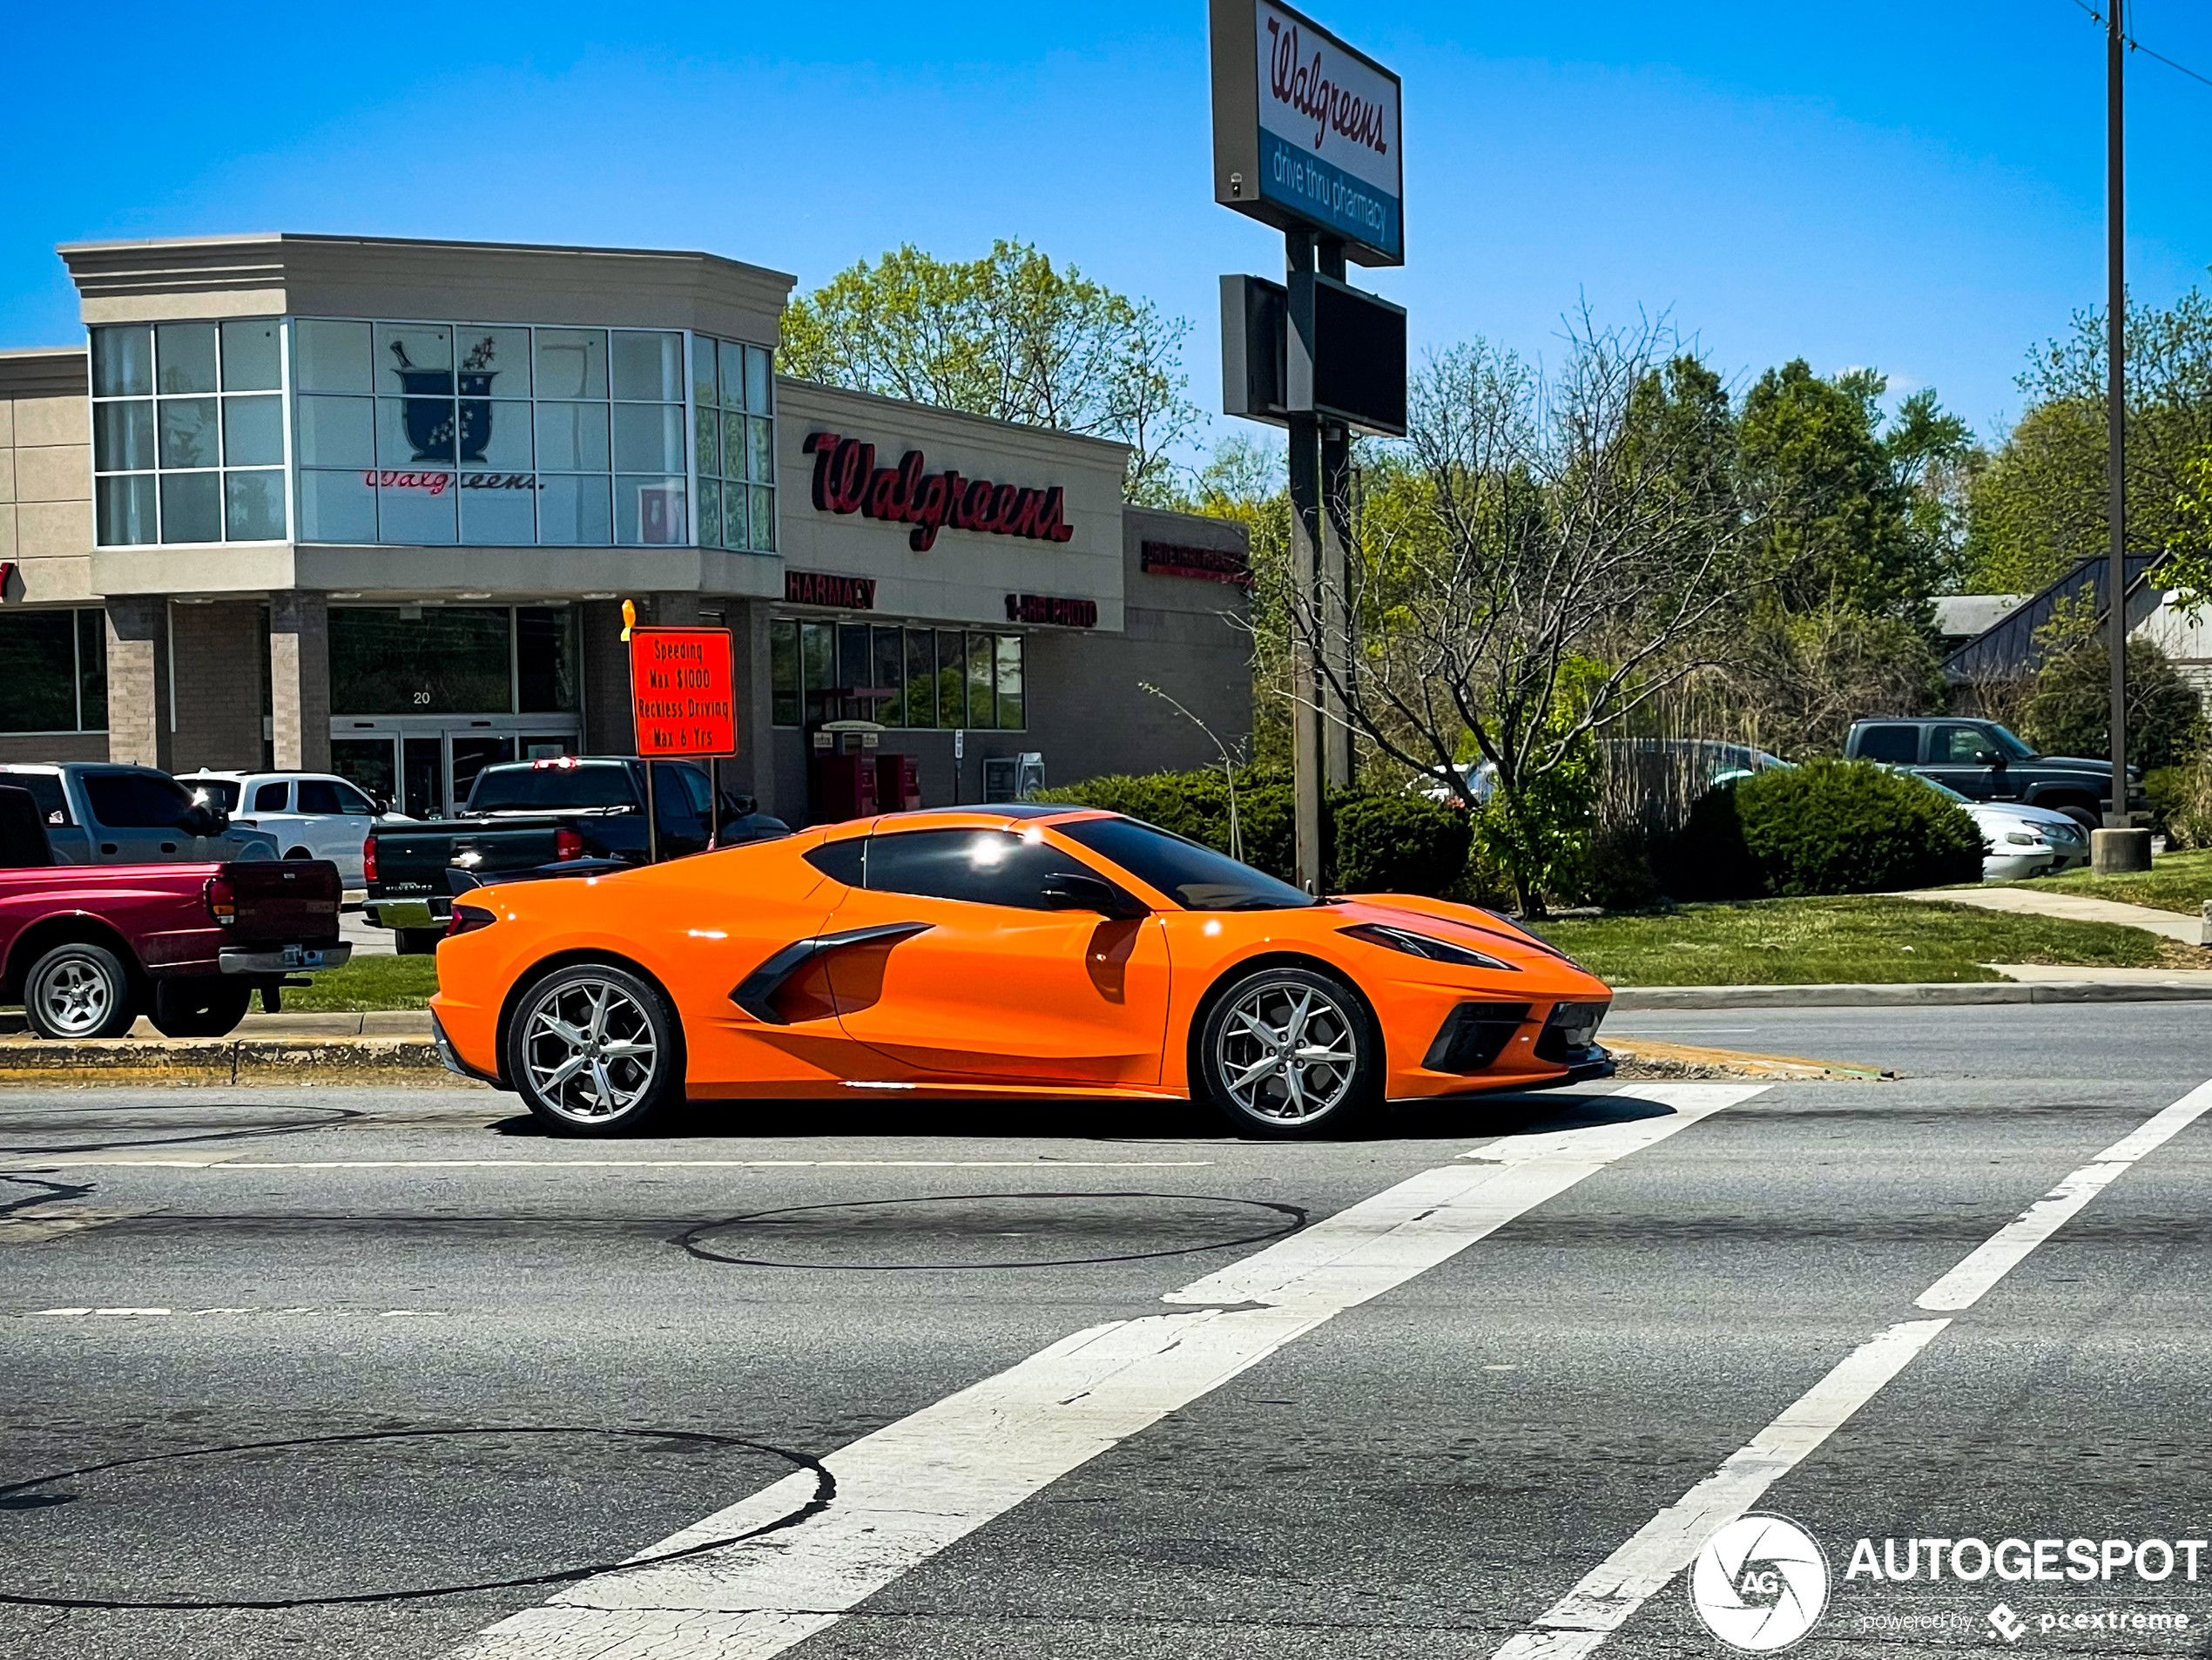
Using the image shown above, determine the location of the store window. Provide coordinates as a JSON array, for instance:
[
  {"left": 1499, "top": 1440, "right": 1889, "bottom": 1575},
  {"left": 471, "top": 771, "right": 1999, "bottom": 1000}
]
[
  {"left": 767, "top": 618, "right": 1022, "bottom": 731},
  {"left": 693, "top": 336, "right": 776, "bottom": 552},
  {"left": 293, "top": 320, "right": 694, "bottom": 548},
  {"left": 91, "top": 321, "right": 286, "bottom": 546},
  {"left": 0, "top": 610, "right": 107, "bottom": 734},
  {"left": 328, "top": 606, "right": 580, "bottom": 716}
]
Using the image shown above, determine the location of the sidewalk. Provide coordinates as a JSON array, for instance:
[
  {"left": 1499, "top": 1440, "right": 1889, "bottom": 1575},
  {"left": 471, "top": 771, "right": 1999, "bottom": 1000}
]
[{"left": 1894, "top": 884, "right": 2208, "bottom": 947}]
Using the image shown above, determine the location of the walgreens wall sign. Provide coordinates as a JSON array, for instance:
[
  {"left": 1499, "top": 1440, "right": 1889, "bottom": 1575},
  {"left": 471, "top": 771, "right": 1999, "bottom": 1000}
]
[{"left": 805, "top": 432, "right": 1076, "bottom": 552}]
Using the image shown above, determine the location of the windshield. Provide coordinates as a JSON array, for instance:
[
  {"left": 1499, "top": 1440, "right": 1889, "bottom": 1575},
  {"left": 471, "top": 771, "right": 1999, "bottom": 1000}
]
[
  {"left": 468, "top": 764, "right": 637, "bottom": 813},
  {"left": 1057, "top": 816, "right": 1318, "bottom": 911},
  {"left": 1987, "top": 725, "right": 2038, "bottom": 761}
]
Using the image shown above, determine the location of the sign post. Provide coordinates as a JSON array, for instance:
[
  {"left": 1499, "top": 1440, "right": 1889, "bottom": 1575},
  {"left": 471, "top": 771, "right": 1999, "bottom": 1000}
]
[
  {"left": 623, "top": 607, "right": 738, "bottom": 864},
  {"left": 1211, "top": 0, "right": 1405, "bottom": 893}
]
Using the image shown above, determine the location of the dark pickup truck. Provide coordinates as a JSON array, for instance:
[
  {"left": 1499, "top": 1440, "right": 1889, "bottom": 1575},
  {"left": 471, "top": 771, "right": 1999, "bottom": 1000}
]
[
  {"left": 1842, "top": 718, "right": 2141, "bottom": 829},
  {"left": 0, "top": 785, "right": 348, "bottom": 1039},
  {"left": 363, "top": 756, "right": 788, "bottom": 951}
]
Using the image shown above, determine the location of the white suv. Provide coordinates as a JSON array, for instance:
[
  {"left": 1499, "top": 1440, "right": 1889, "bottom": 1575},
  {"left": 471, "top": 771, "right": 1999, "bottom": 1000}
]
[{"left": 179, "top": 771, "right": 414, "bottom": 890}]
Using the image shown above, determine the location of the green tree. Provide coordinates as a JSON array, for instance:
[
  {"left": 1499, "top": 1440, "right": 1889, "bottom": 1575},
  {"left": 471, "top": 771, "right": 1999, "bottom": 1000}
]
[
  {"left": 1964, "top": 280, "right": 2212, "bottom": 595},
  {"left": 779, "top": 240, "right": 1199, "bottom": 503},
  {"left": 2021, "top": 633, "right": 2209, "bottom": 773},
  {"left": 1738, "top": 361, "right": 1927, "bottom": 617}
]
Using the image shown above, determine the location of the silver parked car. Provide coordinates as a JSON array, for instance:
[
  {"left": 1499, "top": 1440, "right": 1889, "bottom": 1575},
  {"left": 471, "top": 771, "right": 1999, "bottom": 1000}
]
[{"left": 0, "top": 765, "right": 278, "bottom": 865}]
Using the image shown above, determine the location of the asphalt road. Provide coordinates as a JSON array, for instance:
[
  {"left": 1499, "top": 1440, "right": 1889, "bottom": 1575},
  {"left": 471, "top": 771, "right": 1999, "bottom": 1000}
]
[{"left": 3, "top": 1002, "right": 2209, "bottom": 1660}]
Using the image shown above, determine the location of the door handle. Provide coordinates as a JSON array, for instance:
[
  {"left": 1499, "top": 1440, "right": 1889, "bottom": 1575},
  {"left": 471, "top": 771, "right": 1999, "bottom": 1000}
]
[
  {"left": 100, "top": 842, "right": 118, "bottom": 854},
  {"left": 161, "top": 842, "right": 179, "bottom": 854}
]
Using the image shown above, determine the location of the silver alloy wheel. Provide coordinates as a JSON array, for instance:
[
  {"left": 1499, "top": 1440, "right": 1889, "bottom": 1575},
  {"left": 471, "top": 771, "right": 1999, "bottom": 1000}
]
[
  {"left": 33, "top": 953, "right": 119, "bottom": 1038},
  {"left": 520, "top": 976, "right": 659, "bottom": 1125},
  {"left": 1214, "top": 979, "right": 1359, "bottom": 1125}
]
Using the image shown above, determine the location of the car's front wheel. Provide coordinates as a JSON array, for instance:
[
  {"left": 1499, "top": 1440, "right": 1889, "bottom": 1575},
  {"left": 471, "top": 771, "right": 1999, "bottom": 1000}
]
[
  {"left": 1196, "top": 966, "right": 1379, "bottom": 1138},
  {"left": 505, "top": 962, "right": 682, "bottom": 1137},
  {"left": 24, "top": 941, "right": 138, "bottom": 1040}
]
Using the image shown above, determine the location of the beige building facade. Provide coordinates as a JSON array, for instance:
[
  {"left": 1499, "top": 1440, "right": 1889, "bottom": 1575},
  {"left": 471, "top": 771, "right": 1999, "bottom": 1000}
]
[{"left": 0, "top": 233, "right": 1251, "bottom": 823}]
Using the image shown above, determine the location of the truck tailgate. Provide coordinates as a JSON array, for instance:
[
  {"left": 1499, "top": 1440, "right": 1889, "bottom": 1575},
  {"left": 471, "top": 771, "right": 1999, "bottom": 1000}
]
[{"left": 227, "top": 860, "right": 343, "bottom": 944}]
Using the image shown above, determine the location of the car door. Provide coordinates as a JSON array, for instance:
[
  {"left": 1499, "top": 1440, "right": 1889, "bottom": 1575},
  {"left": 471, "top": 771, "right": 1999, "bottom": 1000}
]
[
  {"left": 79, "top": 770, "right": 201, "bottom": 862},
  {"left": 651, "top": 763, "right": 712, "bottom": 860},
  {"left": 1924, "top": 724, "right": 2011, "bottom": 801},
  {"left": 245, "top": 778, "right": 297, "bottom": 851},
  {"left": 821, "top": 825, "right": 1172, "bottom": 1085},
  {"left": 297, "top": 777, "right": 374, "bottom": 883}
]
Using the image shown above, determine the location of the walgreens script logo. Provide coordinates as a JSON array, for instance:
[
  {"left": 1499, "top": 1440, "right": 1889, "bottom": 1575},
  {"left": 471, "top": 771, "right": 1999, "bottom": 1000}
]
[{"left": 1264, "top": 12, "right": 1391, "bottom": 156}]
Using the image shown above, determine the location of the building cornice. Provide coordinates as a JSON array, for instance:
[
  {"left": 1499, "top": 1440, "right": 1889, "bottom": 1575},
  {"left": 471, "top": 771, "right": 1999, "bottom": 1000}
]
[
  {"left": 0, "top": 346, "right": 89, "bottom": 399},
  {"left": 57, "top": 233, "right": 796, "bottom": 342}
]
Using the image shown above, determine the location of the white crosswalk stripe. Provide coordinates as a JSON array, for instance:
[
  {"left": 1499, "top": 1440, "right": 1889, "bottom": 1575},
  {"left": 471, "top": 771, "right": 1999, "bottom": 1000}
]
[{"left": 447, "top": 1083, "right": 1768, "bottom": 1660}]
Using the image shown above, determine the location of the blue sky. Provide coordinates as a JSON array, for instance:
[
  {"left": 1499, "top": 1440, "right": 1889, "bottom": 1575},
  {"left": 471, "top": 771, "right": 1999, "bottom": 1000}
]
[{"left": 7, "top": 0, "right": 2209, "bottom": 455}]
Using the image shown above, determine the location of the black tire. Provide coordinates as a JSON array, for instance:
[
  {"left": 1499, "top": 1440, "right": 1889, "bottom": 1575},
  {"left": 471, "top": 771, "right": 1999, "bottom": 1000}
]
[
  {"left": 2058, "top": 806, "right": 2101, "bottom": 834},
  {"left": 395, "top": 927, "right": 445, "bottom": 955},
  {"left": 504, "top": 962, "right": 684, "bottom": 1137},
  {"left": 284, "top": 847, "right": 313, "bottom": 860},
  {"left": 149, "top": 978, "right": 254, "bottom": 1039},
  {"left": 1195, "top": 965, "right": 1379, "bottom": 1139},
  {"left": 23, "top": 941, "right": 138, "bottom": 1040}
]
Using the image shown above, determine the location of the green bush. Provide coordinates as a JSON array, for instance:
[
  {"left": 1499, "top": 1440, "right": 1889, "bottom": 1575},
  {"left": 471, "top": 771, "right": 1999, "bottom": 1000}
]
[
  {"left": 1332, "top": 794, "right": 1475, "bottom": 895},
  {"left": 1661, "top": 760, "right": 1984, "bottom": 897},
  {"left": 2150, "top": 759, "right": 2212, "bottom": 850},
  {"left": 2023, "top": 636, "right": 2209, "bottom": 773}
]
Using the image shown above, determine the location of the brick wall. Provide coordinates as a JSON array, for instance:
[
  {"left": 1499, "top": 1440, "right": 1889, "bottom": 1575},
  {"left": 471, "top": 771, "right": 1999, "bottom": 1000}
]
[{"left": 169, "top": 601, "right": 264, "bottom": 772}]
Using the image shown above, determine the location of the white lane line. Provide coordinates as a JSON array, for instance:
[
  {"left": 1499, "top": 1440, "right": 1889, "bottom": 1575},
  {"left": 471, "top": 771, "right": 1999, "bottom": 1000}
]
[
  {"left": 448, "top": 1083, "right": 1768, "bottom": 1660},
  {"left": 1918, "top": 1075, "right": 2212, "bottom": 1311},
  {"left": 1488, "top": 1076, "right": 2212, "bottom": 1659},
  {"left": 0, "top": 1158, "right": 1217, "bottom": 1172},
  {"left": 1489, "top": 1320, "right": 1951, "bottom": 1660}
]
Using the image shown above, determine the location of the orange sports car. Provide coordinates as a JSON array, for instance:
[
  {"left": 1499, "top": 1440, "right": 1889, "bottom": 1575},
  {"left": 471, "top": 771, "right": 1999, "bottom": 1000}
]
[{"left": 428, "top": 806, "right": 1615, "bottom": 1138}]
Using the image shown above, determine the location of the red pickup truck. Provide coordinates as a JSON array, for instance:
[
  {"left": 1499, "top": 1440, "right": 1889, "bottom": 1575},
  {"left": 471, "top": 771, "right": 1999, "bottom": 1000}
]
[{"left": 1, "top": 784, "right": 349, "bottom": 1040}]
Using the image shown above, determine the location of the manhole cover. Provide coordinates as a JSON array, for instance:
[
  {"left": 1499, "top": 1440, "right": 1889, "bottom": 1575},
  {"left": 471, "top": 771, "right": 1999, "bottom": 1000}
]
[
  {"left": 681, "top": 1191, "right": 1305, "bottom": 1270},
  {"left": 0, "top": 1427, "right": 830, "bottom": 1609}
]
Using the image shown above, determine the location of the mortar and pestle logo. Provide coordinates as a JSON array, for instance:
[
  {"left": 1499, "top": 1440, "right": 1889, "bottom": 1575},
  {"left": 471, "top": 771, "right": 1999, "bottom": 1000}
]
[{"left": 389, "top": 335, "right": 499, "bottom": 463}]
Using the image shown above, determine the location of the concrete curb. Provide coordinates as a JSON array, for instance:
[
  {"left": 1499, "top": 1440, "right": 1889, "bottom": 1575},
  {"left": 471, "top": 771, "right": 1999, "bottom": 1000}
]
[
  {"left": 1609, "top": 1039, "right": 1888, "bottom": 1083},
  {"left": 1611, "top": 981, "right": 2212, "bottom": 1009},
  {"left": 0, "top": 1036, "right": 478, "bottom": 1088}
]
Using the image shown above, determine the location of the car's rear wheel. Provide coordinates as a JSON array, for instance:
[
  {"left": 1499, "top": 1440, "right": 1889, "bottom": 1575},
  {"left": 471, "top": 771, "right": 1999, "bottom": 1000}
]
[
  {"left": 149, "top": 979, "right": 254, "bottom": 1038},
  {"left": 2057, "top": 805, "right": 2101, "bottom": 834},
  {"left": 1196, "top": 966, "right": 1379, "bottom": 1139},
  {"left": 506, "top": 962, "right": 682, "bottom": 1137},
  {"left": 24, "top": 941, "right": 138, "bottom": 1040}
]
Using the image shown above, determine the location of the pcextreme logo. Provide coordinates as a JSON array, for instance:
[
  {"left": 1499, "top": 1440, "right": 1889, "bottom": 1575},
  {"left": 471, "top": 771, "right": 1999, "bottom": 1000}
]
[{"left": 1690, "top": 1514, "right": 1832, "bottom": 1652}]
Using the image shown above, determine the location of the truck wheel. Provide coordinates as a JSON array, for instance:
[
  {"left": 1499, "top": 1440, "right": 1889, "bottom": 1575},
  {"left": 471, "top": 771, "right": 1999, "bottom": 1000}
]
[
  {"left": 395, "top": 928, "right": 445, "bottom": 955},
  {"left": 24, "top": 941, "right": 138, "bottom": 1040},
  {"left": 506, "top": 962, "right": 682, "bottom": 1137},
  {"left": 150, "top": 980, "right": 254, "bottom": 1039}
]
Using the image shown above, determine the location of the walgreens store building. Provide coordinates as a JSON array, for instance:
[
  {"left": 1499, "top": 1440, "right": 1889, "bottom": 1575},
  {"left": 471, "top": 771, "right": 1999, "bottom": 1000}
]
[{"left": 0, "top": 233, "right": 1251, "bottom": 823}]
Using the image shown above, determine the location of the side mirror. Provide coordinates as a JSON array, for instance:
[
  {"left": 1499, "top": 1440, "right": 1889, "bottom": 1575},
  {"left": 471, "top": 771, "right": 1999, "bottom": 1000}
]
[
  {"left": 179, "top": 805, "right": 226, "bottom": 837},
  {"left": 1041, "top": 870, "right": 1145, "bottom": 919},
  {"left": 372, "top": 795, "right": 393, "bottom": 817},
  {"left": 1978, "top": 750, "right": 2004, "bottom": 768}
]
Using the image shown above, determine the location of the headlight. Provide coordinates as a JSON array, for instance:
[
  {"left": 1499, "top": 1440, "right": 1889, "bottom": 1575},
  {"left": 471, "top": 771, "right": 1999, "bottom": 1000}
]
[
  {"left": 2003, "top": 831, "right": 2041, "bottom": 846},
  {"left": 1341, "top": 922, "right": 1518, "bottom": 972}
]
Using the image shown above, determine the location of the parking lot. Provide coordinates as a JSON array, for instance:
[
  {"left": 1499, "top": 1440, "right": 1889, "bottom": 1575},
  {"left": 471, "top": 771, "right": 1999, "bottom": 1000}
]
[{"left": 3, "top": 1002, "right": 2209, "bottom": 1659}]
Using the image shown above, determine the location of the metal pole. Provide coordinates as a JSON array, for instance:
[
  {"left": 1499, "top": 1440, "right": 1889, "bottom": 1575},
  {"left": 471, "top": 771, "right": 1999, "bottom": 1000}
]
[
  {"left": 1319, "top": 417, "right": 1354, "bottom": 793},
  {"left": 709, "top": 754, "right": 720, "bottom": 848},
  {"left": 2106, "top": 0, "right": 2129, "bottom": 827},
  {"left": 644, "top": 759, "right": 659, "bottom": 865},
  {"left": 1285, "top": 229, "right": 1325, "bottom": 894}
]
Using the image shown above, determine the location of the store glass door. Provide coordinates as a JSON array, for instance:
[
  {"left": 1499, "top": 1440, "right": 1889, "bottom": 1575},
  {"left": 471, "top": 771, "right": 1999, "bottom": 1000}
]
[{"left": 330, "top": 719, "right": 579, "bottom": 820}]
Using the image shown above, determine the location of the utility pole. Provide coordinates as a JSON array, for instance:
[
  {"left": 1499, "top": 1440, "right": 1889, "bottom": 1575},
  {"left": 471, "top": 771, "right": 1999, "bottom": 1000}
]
[
  {"left": 1317, "top": 241, "right": 1355, "bottom": 799},
  {"left": 2105, "top": 0, "right": 2129, "bottom": 830},
  {"left": 1285, "top": 229, "right": 1325, "bottom": 894}
]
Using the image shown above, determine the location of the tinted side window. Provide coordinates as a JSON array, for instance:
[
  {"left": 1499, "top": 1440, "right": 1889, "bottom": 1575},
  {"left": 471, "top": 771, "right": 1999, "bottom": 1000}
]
[
  {"left": 84, "top": 773, "right": 192, "bottom": 827},
  {"left": 1, "top": 773, "right": 71, "bottom": 827},
  {"left": 803, "top": 839, "right": 865, "bottom": 886},
  {"left": 1932, "top": 725, "right": 1993, "bottom": 764},
  {"left": 253, "top": 781, "right": 292, "bottom": 812},
  {"left": 330, "top": 781, "right": 375, "bottom": 814},
  {"left": 297, "top": 779, "right": 344, "bottom": 814},
  {"left": 864, "top": 828, "right": 1078, "bottom": 910},
  {"left": 1855, "top": 725, "right": 1919, "bottom": 765}
]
